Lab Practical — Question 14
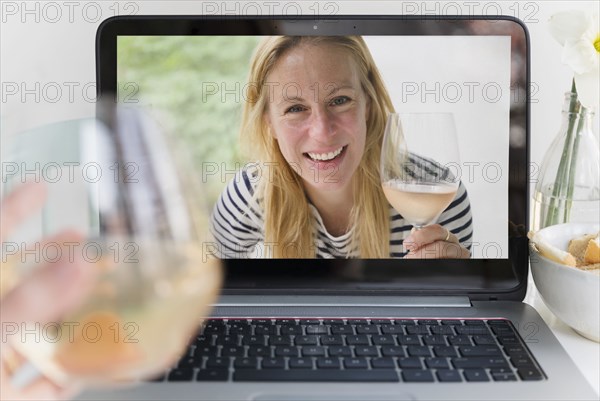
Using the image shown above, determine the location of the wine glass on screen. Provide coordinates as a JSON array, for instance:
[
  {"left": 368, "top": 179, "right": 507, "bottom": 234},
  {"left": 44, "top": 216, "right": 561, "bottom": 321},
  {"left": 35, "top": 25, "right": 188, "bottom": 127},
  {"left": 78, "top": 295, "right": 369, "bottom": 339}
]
[
  {"left": 1, "top": 100, "right": 222, "bottom": 387},
  {"left": 380, "top": 112, "right": 460, "bottom": 231}
]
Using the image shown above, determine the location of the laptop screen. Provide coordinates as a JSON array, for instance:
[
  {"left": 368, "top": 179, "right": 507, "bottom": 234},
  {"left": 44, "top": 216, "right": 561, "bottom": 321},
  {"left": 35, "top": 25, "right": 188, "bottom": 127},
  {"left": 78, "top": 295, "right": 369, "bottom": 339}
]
[{"left": 98, "top": 16, "right": 529, "bottom": 298}]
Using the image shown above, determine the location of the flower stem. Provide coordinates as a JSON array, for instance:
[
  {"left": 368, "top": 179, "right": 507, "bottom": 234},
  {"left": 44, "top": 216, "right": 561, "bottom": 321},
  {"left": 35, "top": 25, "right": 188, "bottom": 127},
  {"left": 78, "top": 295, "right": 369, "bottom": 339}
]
[
  {"left": 564, "top": 106, "right": 585, "bottom": 221},
  {"left": 545, "top": 79, "right": 579, "bottom": 226}
]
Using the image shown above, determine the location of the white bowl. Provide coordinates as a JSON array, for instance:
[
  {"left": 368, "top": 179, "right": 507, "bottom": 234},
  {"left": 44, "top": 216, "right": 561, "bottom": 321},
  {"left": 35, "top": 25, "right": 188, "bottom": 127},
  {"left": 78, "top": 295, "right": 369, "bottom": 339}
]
[{"left": 530, "top": 223, "right": 600, "bottom": 342}]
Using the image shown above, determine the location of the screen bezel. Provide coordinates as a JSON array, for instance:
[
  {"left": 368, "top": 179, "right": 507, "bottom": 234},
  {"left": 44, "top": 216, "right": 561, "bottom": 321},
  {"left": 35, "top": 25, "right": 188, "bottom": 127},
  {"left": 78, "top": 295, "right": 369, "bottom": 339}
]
[{"left": 96, "top": 15, "right": 530, "bottom": 301}]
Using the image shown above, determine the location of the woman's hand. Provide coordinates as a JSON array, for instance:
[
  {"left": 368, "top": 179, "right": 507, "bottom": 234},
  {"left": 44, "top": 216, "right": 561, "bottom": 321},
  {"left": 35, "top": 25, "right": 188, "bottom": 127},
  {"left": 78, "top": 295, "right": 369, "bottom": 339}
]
[
  {"left": 1, "top": 182, "right": 96, "bottom": 400},
  {"left": 403, "top": 224, "right": 470, "bottom": 259}
]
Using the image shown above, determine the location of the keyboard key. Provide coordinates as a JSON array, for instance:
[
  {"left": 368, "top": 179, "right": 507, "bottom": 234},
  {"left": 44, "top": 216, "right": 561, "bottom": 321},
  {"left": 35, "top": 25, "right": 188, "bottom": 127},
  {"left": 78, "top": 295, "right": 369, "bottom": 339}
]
[
  {"left": 452, "top": 357, "right": 510, "bottom": 369},
  {"left": 464, "top": 320, "right": 486, "bottom": 326},
  {"left": 254, "top": 326, "right": 277, "bottom": 335},
  {"left": 321, "top": 335, "right": 345, "bottom": 346},
  {"left": 194, "top": 346, "right": 218, "bottom": 357},
  {"left": 431, "top": 326, "right": 455, "bottom": 335},
  {"left": 344, "top": 358, "right": 369, "bottom": 369},
  {"left": 346, "top": 335, "right": 370, "bottom": 345},
  {"left": 407, "top": 346, "right": 431, "bottom": 357},
  {"left": 356, "top": 325, "right": 379, "bottom": 334},
  {"left": 328, "top": 346, "right": 352, "bottom": 357},
  {"left": 398, "top": 357, "right": 422, "bottom": 369},
  {"left": 323, "top": 319, "right": 345, "bottom": 325},
  {"left": 317, "top": 358, "right": 341, "bottom": 369},
  {"left": 371, "top": 319, "right": 394, "bottom": 325},
  {"left": 299, "top": 319, "right": 321, "bottom": 325},
  {"left": 228, "top": 319, "right": 249, "bottom": 324},
  {"left": 417, "top": 320, "right": 439, "bottom": 326},
  {"left": 517, "top": 367, "right": 544, "bottom": 381},
  {"left": 215, "top": 335, "right": 239, "bottom": 346},
  {"left": 206, "top": 357, "right": 230, "bottom": 368},
  {"left": 436, "top": 370, "right": 462, "bottom": 382},
  {"left": 459, "top": 346, "right": 503, "bottom": 357},
  {"left": 196, "top": 369, "right": 229, "bottom": 381},
  {"left": 247, "top": 346, "right": 271, "bottom": 357},
  {"left": 492, "top": 372, "right": 517, "bottom": 381},
  {"left": 372, "top": 335, "right": 396, "bottom": 345},
  {"left": 261, "top": 358, "right": 285, "bottom": 369},
  {"left": 397, "top": 335, "right": 421, "bottom": 346},
  {"left": 394, "top": 319, "right": 416, "bottom": 325},
  {"left": 269, "top": 336, "right": 292, "bottom": 346},
  {"left": 402, "top": 370, "right": 434, "bottom": 382},
  {"left": 448, "top": 335, "right": 472, "bottom": 346},
  {"left": 274, "top": 346, "right": 298, "bottom": 357},
  {"left": 177, "top": 357, "right": 201, "bottom": 368},
  {"left": 406, "top": 326, "right": 430, "bottom": 335},
  {"left": 456, "top": 326, "right": 489, "bottom": 335},
  {"left": 354, "top": 346, "right": 379, "bottom": 357},
  {"left": 463, "top": 369, "right": 490, "bottom": 382},
  {"left": 275, "top": 319, "right": 297, "bottom": 325},
  {"left": 242, "top": 336, "right": 266, "bottom": 346},
  {"left": 425, "top": 357, "right": 449, "bottom": 369},
  {"left": 168, "top": 368, "right": 195, "bottom": 382},
  {"left": 423, "top": 335, "right": 447, "bottom": 346},
  {"left": 289, "top": 357, "right": 312, "bottom": 369},
  {"left": 433, "top": 346, "right": 457, "bottom": 357},
  {"left": 234, "top": 369, "right": 399, "bottom": 382},
  {"left": 472, "top": 335, "right": 496, "bottom": 345},
  {"left": 371, "top": 358, "right": 396, "bottom": 369},
  {"left": 302, "top": 346, "right": 326, "bottom": 357},
  {"left": 510, "top": 354, "right": 534, "bottom": 368},
  {"left": 381, "top": 346, "right": 405, "bottom": 357},
  {"left": 252, "top": 319, "right": 272, "bottom": 325},
  {"left": 306, "top": 325, "right": 329, "bottom": 335},
  {"left": 234, "top": 358, "right": 259, "bottom": 369},
  {"left": 441, "top": 320, "right": 463, "bottom": 325},
  {"left": 331, "top": 326, "right": 354, "bottom": 335},
  {"left": 281, "top": 326, "right": 303, "bottom": 335},
  {"left": 381, "top": 326, "right": 404, "bottom": 334},
  {"left": 221, "top": 347, "right": 245, "bottom": 357},
  {"left": 294, "top": 336, "right": 318, "bottom": 346},
  {"left": 347, "top": 319, "right": 367, "bottom": 325}
]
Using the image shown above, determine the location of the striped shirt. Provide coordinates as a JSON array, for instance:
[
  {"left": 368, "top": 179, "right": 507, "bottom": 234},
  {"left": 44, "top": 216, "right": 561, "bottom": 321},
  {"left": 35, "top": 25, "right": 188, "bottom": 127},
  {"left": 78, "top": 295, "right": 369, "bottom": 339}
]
[{"left": 210, "top": 164, "right": 473, "bottom": 259}]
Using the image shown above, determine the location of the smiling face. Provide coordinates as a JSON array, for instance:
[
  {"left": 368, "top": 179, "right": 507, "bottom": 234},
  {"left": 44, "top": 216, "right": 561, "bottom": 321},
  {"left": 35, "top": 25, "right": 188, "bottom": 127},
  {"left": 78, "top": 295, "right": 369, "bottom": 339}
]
[{"left": 264, "top": 43, "right": 370, "bottom": 197}]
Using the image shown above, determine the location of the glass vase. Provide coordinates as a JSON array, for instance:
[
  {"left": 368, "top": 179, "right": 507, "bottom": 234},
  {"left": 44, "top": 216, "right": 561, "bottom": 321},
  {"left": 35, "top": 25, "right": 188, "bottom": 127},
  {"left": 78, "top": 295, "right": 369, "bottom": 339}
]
[{"left": 532, "top": 92, "right": 600, "bottom": 231}]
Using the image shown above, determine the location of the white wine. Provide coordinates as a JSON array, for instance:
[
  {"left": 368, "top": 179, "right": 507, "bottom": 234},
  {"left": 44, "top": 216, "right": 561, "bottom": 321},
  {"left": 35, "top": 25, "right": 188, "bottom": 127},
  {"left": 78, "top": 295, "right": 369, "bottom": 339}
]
[
  {"left": 383, "top": 181, "right": 457, "bottom": 227},
  {"left": 7, "top": 240, "right": 222, "bottom": 386}
]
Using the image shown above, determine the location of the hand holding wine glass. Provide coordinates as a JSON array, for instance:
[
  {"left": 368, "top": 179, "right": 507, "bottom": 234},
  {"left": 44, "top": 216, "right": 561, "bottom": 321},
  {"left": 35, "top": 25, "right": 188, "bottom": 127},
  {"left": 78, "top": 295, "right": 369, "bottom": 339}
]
[
  {"left": 1, "top": 102, "right": 222, "bottom": 392},
  {"left": 380, "top": 112, "right": 469, "bottom": 258}
]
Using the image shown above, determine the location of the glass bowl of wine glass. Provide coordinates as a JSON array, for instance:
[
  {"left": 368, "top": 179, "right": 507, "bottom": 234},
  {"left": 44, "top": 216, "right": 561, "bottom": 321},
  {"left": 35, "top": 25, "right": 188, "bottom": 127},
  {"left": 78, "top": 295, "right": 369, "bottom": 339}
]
[{"left": 1, "top": 101, "right": 222, "bottom": 387}]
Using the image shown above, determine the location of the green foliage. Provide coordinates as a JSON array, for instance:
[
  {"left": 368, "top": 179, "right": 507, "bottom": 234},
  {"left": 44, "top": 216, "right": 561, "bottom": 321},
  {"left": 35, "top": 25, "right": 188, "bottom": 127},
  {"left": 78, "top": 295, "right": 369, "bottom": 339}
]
[{"left": 117, "top": 36, "right": 260, "bottom": 204}]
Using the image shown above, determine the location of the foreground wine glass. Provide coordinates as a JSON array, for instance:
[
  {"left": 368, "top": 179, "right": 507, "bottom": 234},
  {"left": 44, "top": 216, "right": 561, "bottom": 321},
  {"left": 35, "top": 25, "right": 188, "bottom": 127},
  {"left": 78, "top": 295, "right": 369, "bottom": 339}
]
[
  {"left": 1, "top": 101, "right": 222, "bottom": 387},
  {"left": 380, "top": 113, "right": 460, "bottom": 230}
]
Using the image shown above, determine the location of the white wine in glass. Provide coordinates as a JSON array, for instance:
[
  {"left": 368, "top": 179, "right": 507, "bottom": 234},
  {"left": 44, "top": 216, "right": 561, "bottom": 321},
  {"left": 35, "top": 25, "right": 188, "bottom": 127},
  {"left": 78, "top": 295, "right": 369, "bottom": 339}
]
[
  {"left": 381, "top": 113, "right": 460, "bottom": 229},
  {"left": 1, "top": 101, "right": 222, "bottom": 387}
]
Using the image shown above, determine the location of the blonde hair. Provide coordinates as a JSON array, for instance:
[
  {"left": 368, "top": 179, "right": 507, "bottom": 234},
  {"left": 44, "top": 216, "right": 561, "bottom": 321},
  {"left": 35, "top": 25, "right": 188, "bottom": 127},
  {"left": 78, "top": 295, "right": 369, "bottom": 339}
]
[{"left": 240, "top": 36, "right": 394, "bottom": 258}]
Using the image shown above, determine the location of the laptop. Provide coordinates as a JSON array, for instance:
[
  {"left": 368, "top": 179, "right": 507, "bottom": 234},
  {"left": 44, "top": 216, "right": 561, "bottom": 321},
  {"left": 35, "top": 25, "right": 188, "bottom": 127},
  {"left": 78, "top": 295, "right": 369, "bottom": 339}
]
[{"left": 83, "top": 15, "right": 598, "bottom": 401}]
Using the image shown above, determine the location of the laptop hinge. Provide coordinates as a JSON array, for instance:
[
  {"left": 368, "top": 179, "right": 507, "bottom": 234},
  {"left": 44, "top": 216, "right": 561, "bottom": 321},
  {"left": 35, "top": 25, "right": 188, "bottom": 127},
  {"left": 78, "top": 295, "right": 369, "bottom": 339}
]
[{"left": 215, "top": 295, "right": 472, "bottom": 308}]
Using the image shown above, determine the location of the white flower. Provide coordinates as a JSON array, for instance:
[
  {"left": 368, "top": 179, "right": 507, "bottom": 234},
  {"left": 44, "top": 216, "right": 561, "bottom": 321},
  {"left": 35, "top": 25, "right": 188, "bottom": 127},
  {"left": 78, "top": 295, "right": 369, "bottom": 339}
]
[{"left": 548, "top": 10, "right": 600, "bottom": 110}]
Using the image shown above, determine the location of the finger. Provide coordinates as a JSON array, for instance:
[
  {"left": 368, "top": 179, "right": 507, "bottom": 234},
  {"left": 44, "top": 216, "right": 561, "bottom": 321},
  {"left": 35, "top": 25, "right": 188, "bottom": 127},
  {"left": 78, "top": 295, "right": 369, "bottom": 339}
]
[
  {"left": 0, "top": 182, "right": 47, "bottom": 243},
  {"left": 403, "top": 224, "right": 458, "bottom": 252},
  {"left": 1, "top": 234, "right": 97, "bottom": 325},
  {"left": 403, "top": 240, "right": 470, "bottom": 259}
]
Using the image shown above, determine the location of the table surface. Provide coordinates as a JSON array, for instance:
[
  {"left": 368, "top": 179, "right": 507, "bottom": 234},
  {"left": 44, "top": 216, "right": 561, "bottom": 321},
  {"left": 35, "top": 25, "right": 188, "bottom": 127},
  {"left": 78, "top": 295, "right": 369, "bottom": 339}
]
[{"left": 524, "top": 273, "right": 600, "bottom": 396}]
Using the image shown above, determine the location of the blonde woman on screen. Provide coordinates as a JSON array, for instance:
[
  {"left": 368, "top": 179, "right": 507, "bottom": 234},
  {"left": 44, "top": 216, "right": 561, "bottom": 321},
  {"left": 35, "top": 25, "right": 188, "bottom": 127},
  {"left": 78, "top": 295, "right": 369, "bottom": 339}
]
[{"left": 210, "top": 36, "right": 472, "bottom": 259}]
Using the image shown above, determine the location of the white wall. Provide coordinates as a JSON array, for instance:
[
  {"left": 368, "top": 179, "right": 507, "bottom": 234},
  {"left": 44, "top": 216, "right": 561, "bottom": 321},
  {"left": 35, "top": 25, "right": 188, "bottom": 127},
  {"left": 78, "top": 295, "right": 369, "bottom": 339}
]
[{"left": 2, "top": 0, "right": 598, "bottom": 251}]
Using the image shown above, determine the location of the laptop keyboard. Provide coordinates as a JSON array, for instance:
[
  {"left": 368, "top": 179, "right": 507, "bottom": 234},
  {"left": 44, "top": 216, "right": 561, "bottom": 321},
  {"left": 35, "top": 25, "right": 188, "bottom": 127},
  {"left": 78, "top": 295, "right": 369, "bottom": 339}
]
[{"left": 148, "top": 318, "right": 544, "bottom": 383}]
